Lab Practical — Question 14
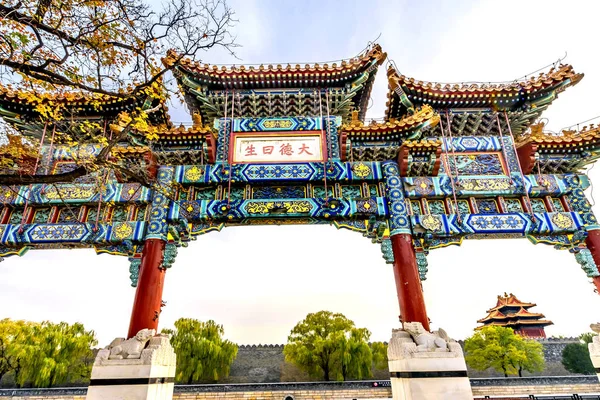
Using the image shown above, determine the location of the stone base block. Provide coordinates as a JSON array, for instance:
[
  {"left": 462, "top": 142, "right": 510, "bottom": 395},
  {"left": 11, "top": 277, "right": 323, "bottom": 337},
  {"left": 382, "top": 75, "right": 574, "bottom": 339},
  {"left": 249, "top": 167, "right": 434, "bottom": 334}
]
[
  {"left": 388, "top": 324, "right": 473, "bottom": 400},
  {"left": 87, "top": 334, "right": 176, "bottom": 400},
  {"left": 389, "top": 356, "right": 472, "bottom": 400}
]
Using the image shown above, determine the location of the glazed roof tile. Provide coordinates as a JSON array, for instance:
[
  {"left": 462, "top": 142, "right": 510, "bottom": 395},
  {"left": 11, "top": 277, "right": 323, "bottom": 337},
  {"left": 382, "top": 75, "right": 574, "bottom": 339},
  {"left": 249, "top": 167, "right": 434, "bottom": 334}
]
[
  {"left": 477, "top": 319, "right": 554, "bottom": 328},
  {"left": 0, "top": 83, "right": 170, "bottom": 136},
  {"left": 0, "top": 84, "right": 122, "bottom": 104},
  {"left": 478, "top": 307, "right": 546, "bottom": 323},
  {"left": 517, "top": 123, "right": 600, "bottom": 148},
  {"left": 386, "top": 64, "right": 583, "bottom": 120},
  {"left": 477, "top": 310, "right": 507, "bottom": 323},
  {"left": 164, "top": 44, "right": 387, "bottom": 81},
  {"left": 341, "top": 105, "right": 439, "bottom": 136},
  {"left": 486, "top": 293, "right": 536, "bottom": 312},
  {"left": 391, "top": 64, "right": 581, "bottom": 96},
  {"left": 402, "top": 139, "right": 442, "bottom": 150}
]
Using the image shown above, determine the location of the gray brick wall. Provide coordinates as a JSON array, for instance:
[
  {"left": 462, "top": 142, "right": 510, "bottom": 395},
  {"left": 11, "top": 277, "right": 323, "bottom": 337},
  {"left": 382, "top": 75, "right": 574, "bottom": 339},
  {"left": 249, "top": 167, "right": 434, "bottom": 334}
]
[{"left": 226, "top": 339, "right": 587, "bottom": 382}]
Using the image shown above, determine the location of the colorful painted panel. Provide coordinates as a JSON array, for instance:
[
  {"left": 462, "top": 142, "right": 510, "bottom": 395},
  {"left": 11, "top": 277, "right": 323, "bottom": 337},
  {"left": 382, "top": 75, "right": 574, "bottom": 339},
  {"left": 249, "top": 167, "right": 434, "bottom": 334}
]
[
  {"left": 0, "top": 183, "right": 151, "bottom": 206},
  {"left": 402, "top": 174, "right": 576, "bottom": 198},
  {"left": 382, "top": 161, "right": 411, "bottom": 236},
  {"left": 0, "top": 222, "right": 146, "bottom": 245},
  {"left": 411, "top": 211, "right": 584, "bottom": 237},
  {"left": 476, "top": 199, "right": 498, "bottom": 214},
  {"left": 175, "top": 161, "right": 383, "bottom": 184},
  {"left": 232, "top": 116, "right": 326, "bottom": 132},
  {"left": 442, "top": 153, "right": 505, "bottom": 176},
  {"left": 145, "top": 166, "right": 174, "bottom": 241},
  {"left": 440, "top": 136, "right": 502, "bottom": 152},
  {"left": 169, "top": 197, "right": 388, "bottom": 221}
]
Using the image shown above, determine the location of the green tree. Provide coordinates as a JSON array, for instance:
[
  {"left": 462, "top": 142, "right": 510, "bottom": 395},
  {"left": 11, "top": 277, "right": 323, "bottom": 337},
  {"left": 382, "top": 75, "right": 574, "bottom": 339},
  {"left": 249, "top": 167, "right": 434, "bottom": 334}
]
[
  {"left": 335, "top": 327, "right": 372, "bottom": 380},
  {"left": 283, "top": 311, "right": 375, "bottom": 381},
  {"left": 11, "top": 321, "right": 97, "bottom": 387},
  {"left": 465, "top": 326, "right": 545, "bottom": 377},
  {"left": 0, "top": 319, "right": 31, "bottom": 385},
  {"left": 516, "top": 339, "right": 545, "bottom": 377},
  {"left": 162, "top": 318, "right": 238, "bottom": 384},
  {"left": 370, "top": 342, "right": 388, "bottom": 370},
  {"left": 561, "top": 332, "right": 597, "bottom": 375}
]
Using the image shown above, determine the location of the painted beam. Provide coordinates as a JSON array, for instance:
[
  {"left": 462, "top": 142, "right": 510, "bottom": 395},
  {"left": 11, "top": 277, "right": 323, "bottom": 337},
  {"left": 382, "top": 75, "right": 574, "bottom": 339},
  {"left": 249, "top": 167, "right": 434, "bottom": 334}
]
[
  {"left": 403, "top": 173, "right": 579, "bottom": 198},
  {"left": 169, "top": 196, "right": 388, "bottom": 221},
  {"left": 411, "top": 211, "right": 583, "bottom": 237},
  {"left": 0, "top": 183, "right": 151, "bottom": 206},
  {"left": 0, "top": 222, "right": 146, "bottom": 245},
  {"left": 174, "top": 161, "right": 383, "bottom": 184}
]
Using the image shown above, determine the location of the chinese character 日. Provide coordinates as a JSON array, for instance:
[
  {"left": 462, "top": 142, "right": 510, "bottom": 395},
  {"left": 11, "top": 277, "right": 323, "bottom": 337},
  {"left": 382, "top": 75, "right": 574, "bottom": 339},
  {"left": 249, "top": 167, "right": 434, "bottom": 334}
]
[
  {"left": 298, "top": 143, "right": 313, "bottom": 155},
  {"left": 244, "top": 144, "right": 257, "bottom": 156},
  {"left": 279, "top": 143, "right": 293, "bottom": 156},
  {"left": 262, "top": 145, "right": 274, "bottom": 155}
]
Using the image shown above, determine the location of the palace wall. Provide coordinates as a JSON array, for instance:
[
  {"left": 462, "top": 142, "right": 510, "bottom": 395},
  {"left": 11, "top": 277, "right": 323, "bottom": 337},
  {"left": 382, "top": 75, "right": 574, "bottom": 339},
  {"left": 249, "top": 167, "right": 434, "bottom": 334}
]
[
  {"left": 223, "top": 340, "right": 581, "bottom": 382},
  {"left": 2, "top": 377, "right": 600, "bottom": 400}
]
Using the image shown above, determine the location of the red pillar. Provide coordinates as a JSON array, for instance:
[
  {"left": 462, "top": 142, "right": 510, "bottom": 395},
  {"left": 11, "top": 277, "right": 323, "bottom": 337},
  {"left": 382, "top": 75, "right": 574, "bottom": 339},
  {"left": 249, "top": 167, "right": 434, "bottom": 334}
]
[
  {"left": 390, "top": 234, "right": 430, "bottom": 331},
  {"left": 584, "top": 229, "right": 600, "bottom": 294},
  {"left": 128, "top": 239, "right": 167, "bottom": 338}
]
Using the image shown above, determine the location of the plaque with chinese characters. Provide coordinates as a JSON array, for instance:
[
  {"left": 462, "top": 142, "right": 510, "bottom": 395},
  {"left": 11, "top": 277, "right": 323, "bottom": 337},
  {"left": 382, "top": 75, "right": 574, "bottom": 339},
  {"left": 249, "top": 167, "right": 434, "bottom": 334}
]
[{"left": 232, "top": 132, "right": 324, "bottom": 163}]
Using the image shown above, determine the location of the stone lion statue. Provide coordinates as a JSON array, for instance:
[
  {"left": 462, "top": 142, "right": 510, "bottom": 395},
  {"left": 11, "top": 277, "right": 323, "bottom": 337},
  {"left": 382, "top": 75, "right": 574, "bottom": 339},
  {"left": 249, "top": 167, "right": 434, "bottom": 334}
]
[
  {"left": 403, "top": 322, "right": 448, "bottom": 352},
  {"left": 107, "top": 329, "right": 156, "bottom": 360}
]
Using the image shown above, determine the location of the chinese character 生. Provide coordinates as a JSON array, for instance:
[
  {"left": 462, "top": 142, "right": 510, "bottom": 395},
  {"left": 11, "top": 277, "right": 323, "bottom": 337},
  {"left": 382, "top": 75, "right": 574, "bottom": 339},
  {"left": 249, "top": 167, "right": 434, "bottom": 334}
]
[{"left": 244, "top": 144, "right": 257, "bottom": 156}]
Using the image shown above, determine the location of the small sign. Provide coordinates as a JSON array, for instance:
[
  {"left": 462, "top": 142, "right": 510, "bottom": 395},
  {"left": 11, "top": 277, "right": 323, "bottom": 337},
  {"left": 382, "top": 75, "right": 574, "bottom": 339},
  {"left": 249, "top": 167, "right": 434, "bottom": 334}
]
[{"left": 232, "top": 131, "right": 324, "bottom": 163}]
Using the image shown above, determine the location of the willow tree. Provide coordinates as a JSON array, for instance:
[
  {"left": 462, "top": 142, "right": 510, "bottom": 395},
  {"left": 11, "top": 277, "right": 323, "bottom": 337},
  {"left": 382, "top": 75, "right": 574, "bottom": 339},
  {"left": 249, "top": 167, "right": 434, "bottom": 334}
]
[
  {"left": 0, "top": 319, "right": 96, "bottom": 387},
  {"left": 0, "top": 0, "right": 237, "bottom": 185},
  {"left": 0, "top": 319, "right": 32, "bottom": 385},
  {"left": 284, "top": 311, "right": 374, "bottom": 381},
  {"left": 162, "top": 318, "right": 238, "bottom": 384}
]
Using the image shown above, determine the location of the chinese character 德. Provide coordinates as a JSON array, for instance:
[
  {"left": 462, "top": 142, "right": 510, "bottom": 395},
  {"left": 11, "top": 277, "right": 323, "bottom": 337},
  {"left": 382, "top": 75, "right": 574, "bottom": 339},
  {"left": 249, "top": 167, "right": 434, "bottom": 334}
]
[
  {"left": 298, "top": 143, "right": 313, "bottom": 155},
  {"left": 279, "top": 143, "right": 293, "bottom": 156},
  {"left": 244, "top": 144, "right": 257, "bottom": 156},
  {"left": 262, "top": 145, "right": 274, "bottom": 155}
]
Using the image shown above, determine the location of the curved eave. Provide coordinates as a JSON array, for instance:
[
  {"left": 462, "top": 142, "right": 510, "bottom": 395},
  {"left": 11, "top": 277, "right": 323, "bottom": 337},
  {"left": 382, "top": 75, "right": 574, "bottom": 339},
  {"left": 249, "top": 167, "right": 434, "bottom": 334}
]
[
  {"left": 341, "top": 105, "right": 439, "bottom": 141},
  {"left": 0, "top": 95, "right": 170, "bottom": 138},
  {"left": 156, "top": 126, "right": 215, "bottom": 142},
  {"left": 171, "top": 44, "right": 387, "bottom": 123},
  {"left": 402, "top": 140, "right": 442, "bottom": 153},
  {"left": 167, "top": 44, "right": 387, "bottom": 90},
  {"left": 385, "top": 64, "right": 583, "bottom": 119},
  {"left": 486, "top": 303, "right": 536, "bottom": 313},
  {"left": 518, "top": 125, "right": 600, "bottom": 149},
  {"left": 476, "top": 320, "right": 554, "bottom": 331}
]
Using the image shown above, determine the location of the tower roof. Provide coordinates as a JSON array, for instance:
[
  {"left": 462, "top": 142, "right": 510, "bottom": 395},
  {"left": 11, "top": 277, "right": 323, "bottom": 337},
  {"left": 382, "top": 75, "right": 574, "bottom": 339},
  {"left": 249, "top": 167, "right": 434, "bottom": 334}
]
[
  {"left": 167, "top": 44, "right": 387, "bottom": 124},
  {"left": 477, "top": 293, "right": 553, "bottom": 333},
  {"left": 385, "top": 64, "right": 583, "bottom": 137},
  {"left": 486, "top": 293, "right": 536, "bottom": 313}
]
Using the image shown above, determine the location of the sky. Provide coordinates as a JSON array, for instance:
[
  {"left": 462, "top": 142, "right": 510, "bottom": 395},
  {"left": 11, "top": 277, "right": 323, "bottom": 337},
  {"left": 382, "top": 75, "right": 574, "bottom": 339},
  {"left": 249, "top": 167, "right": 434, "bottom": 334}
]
[{"left": 2, "top": 0, "right": 600, "bottom": 346}]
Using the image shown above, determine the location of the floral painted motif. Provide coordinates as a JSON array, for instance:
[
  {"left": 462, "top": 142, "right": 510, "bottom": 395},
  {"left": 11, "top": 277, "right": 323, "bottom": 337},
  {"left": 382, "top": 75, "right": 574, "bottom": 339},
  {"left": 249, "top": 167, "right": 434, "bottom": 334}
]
[{"left": 444, "top": 153, "right": 504, "bottom": 175}]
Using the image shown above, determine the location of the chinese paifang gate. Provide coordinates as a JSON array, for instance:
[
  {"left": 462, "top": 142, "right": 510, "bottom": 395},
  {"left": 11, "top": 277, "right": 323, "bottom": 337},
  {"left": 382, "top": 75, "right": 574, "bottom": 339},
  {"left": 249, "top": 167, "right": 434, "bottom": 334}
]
[{"left": 0, "top": 43, "right": 598, "bottom": 342}]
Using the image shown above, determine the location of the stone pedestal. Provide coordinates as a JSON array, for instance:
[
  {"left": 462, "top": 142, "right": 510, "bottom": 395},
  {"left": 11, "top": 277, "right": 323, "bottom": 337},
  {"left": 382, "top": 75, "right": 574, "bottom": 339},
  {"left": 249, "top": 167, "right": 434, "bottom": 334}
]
[
  {"left": 588, "top": 326, "right": 600, "bottom": 382},
  {"left": 387, "top": 323, "right": 473, "bottom": 400},
  {"left": 87, "top": 333, "right": 176, "bottom": 400}
]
